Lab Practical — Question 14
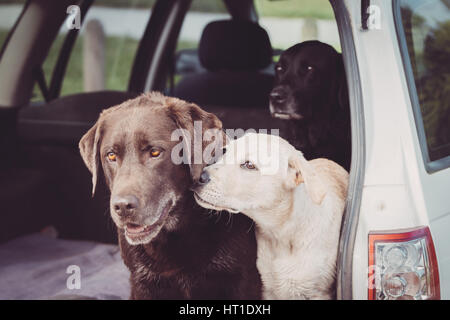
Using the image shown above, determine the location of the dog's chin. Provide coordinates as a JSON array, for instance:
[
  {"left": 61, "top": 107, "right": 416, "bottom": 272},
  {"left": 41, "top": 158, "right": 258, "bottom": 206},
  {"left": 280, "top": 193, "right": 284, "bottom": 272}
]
[
  {"left": 271, "top": 111, "right": 303, "bottom": 120},
  {"left": 269, "top": 103, "right": 303, "bottom": 120},
  {"left": 193, "top": 193, "right": 240, "bottom": 214},
  {"left": 122, "top": 201, "right": 173, "bottom": 245},
  {"left": 124, "top": 223, "right": 164, "bottom": 245}
]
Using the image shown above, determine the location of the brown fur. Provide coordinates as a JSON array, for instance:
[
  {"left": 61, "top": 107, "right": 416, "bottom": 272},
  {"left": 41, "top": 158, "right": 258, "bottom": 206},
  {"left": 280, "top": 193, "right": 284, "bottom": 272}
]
[{"left": 79, "top": 92, "right": 261, "bottom": 299}]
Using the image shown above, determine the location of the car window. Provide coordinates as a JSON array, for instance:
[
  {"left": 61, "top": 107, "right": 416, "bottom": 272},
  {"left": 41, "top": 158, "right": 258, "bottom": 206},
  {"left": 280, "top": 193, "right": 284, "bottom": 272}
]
[
  {"left": 172, "top": 0, "right": 339, "bottom": 89},
  {"left": 177, "top": 0, "right": 228, "bottom": 51},
  {"left": 171, "top": 0, "right": 229, "bottom": 87},
  {"left": 0, "top": 1, "right": 27, "bottom": 52},
  {"left": 31, "top": 0, "right": 153, "bottom": 102},
  {"left": 397, "top": 0, "right": 450, "bottom": 164},
  {"left": 255, "top": 0, "right": 338, "bottom": 51}
]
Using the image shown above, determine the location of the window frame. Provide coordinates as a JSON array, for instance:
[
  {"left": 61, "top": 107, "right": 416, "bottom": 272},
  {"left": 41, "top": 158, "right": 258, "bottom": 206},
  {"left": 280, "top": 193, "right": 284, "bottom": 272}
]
[
  {"left": 47, "top": 0, "right": 93, "bottom": 101},
  {"left": 393, "top": 0, "right": 450, "bottom": 173},
  {"left": 330, "top": 0, "right": 366, "bottom": 300}
]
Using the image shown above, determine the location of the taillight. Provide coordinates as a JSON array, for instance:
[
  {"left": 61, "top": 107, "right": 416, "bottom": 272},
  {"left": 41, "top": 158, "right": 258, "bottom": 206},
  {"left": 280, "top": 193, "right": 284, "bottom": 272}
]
[{"left": 368, "top": 226, "right": 440, "bottom": 300}]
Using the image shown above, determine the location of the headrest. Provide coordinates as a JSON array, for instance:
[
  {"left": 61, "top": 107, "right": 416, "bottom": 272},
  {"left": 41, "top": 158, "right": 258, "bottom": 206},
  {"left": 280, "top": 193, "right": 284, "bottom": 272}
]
[{"left": 199, "top": 20, "right": 273, "bottom": 72}]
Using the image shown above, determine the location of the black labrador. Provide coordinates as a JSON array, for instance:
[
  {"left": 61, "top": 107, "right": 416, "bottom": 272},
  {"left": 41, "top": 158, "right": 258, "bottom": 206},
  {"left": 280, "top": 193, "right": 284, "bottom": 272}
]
[
  {"left": 79, "top": 92, "right": 261, "bottom": 299},
  {"left": 270, "top": 40, "right": 351, "bottom": 170}
]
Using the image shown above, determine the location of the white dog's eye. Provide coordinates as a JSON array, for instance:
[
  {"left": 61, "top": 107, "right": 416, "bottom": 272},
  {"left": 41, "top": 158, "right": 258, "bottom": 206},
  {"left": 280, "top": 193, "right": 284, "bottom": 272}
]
[{"left": 240, "top": 161, "right": 257, "bottom": 170}]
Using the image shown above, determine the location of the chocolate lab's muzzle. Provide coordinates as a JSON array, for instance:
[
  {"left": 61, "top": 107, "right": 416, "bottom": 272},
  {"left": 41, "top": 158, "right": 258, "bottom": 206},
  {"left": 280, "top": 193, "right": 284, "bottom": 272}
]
[{"left": 112, "top": 194, "right": 139, "bottom": 218}]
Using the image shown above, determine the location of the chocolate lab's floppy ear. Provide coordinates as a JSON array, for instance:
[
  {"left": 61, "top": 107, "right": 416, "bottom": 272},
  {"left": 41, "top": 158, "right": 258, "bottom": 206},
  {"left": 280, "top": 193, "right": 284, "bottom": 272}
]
[
  {"left": 79, "top": 121, "right": 102, "bottom": 197},
  {"left": 287, "top": 150, "right": 326, "bottom": 205},
  {"left": 167, "top": 98, "right": 225, "bottom": 182}
]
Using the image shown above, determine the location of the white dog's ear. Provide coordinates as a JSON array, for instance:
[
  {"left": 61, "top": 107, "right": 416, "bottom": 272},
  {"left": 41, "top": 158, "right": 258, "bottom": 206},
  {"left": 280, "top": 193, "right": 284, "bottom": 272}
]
[{"left": 287, "top": 151, "right": 327, "bottom": 205}]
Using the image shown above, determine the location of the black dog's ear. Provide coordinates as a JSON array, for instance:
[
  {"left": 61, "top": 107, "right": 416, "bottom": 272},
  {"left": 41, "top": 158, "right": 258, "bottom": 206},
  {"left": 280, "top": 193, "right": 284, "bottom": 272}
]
[
  {"left": 79, "top": 121, "right": 103, "bottom": 197},
  {"left": 167, "top": 98, "right": 225, "bottom": 182},
  {"left": 335, "top": 53, "right": 349, "bottom": 111}
]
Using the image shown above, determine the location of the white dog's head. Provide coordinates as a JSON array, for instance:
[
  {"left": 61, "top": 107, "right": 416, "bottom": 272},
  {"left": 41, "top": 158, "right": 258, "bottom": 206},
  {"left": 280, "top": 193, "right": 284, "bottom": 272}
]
[{"left": 193, "top": 133, "right": 326, "bottom": 224}]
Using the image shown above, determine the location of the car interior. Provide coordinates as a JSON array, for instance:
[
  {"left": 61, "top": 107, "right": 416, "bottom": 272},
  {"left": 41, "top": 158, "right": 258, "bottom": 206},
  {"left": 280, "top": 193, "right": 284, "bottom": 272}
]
[
  {"left": 173, "top": 19, "right": 274, "bottom": 108},
  {"left": 0, "top": 0, "right": 350, "bottom": 299}
]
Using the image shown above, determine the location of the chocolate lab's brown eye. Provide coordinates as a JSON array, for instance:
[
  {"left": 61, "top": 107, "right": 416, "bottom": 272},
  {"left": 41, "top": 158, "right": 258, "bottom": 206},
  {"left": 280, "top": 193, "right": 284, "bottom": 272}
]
[
  {"left": 150, "top": 148, "right": 161, "bottom": 158},
  {"left": 107, "top": 152, "right": 117, "bottom": 162},
  {"left": 241, "top": 161, "right": 257, "bottom": 170},
  {"left": 276, "top": 65, "right": 283, "bottom": 73}
]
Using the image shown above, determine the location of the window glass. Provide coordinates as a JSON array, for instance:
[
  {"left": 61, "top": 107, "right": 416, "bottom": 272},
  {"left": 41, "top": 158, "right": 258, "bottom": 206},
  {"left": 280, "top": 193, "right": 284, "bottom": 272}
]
[
  {"left": 0, "top": 1, "right": 27, "bottom": 50},
  {"left": 398, "top": 0, "right": 450, "bottom": 162},
  {"left": 172, "top": 0, "right": 339, "bottom": 89},
  {"left": 31, "top": 0, "right": 153, "bottom": 102},
  {"left": 255, "top": 0, "right": 339, "bottom": 51},
  {"left": 177, "top": 0, "right": 228, "bottom": 51},
  {"left": 171, "top": 0, "right": 229, "bottom": 87}
]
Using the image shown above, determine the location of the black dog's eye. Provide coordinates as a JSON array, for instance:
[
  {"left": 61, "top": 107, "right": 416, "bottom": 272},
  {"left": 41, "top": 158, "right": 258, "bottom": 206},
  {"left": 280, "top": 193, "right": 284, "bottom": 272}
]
[
  {"left": 275, "top": 65, "right": 283, "bottom": 73},
  {"left": 299, "top": 64, "right": 315, "bottom": 75},
  {"left": 303, "top": 65, "right": 314, "bottom": 73},
  {"left": 240, "top": 161, "right": 257, "bottom": 170}
]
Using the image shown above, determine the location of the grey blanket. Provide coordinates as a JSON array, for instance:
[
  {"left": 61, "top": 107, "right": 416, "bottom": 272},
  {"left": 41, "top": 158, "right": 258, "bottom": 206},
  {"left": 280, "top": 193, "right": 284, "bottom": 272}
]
[{"left": 0, "top": 233, "right": 130, "bottom": 300}]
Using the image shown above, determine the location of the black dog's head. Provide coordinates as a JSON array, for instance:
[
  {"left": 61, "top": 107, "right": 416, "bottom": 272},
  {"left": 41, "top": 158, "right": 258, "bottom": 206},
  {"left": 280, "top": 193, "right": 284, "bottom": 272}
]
[
  {"left": 270, "top": 41, "right": 347, "bottom": 121},
  {"left": 79, "top": 92, "right": 224, "bottom": 246}
]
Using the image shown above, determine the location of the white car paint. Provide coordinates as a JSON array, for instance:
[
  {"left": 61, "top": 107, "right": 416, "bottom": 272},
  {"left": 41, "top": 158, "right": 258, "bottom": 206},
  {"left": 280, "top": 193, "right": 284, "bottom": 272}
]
[{"left": 342, "top": 0, "right": 450, "bottom": 299}]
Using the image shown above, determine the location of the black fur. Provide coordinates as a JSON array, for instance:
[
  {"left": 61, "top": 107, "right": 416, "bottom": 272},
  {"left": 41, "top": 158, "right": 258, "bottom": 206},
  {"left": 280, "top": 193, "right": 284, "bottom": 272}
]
[{"left": 270, "top": 41, "right": 351, "bottom": 170}]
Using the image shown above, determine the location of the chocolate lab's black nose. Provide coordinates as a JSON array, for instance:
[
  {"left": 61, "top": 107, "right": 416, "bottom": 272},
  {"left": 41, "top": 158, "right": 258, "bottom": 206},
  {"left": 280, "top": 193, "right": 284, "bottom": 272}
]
[
  {"left": 112, "top": 195, "right": 139, "bottom": 216},
  {"left": 270, "top": 89, "right": 286, "bottom": 105},
  {"left": 198, "top": 170, "right": 210, "bottom": 185}
]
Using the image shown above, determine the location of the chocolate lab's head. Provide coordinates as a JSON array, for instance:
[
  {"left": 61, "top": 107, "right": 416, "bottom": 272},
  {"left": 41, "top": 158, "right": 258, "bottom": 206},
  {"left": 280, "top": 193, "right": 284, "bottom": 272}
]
[
  {"left": 269, "top": 40, "right": 348, "bottom": 121},
  {"left": 79, "top": 92, "right": 224, "bottom": 245}
]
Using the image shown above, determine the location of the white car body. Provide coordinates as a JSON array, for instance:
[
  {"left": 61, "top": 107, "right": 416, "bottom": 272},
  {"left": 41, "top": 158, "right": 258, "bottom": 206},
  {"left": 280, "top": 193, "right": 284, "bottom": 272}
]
[{"left": 336, "top": 0, "right": 450, "bottom": 299}]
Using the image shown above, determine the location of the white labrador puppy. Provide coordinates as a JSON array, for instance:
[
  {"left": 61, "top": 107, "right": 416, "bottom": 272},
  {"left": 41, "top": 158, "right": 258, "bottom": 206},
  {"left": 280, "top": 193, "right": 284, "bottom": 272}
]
[{"left": 193, "top": 133, "right": 348, "bottom": 299}]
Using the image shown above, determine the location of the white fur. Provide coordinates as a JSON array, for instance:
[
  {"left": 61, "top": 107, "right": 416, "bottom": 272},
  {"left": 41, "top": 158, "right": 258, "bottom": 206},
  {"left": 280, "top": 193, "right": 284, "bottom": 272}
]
[{"left": 194, "top": 133, "right": 349, "bottom": 299}]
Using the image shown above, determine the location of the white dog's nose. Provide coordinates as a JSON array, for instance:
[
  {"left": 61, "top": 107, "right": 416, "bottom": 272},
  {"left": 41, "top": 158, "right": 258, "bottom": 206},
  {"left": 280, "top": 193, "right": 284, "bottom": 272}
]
[{"left": 198, "top": 170, "right": 210, "bottom": 185}]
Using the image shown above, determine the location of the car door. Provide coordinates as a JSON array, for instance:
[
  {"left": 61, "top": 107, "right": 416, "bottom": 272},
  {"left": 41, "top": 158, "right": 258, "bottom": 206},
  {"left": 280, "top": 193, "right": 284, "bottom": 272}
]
[{"left": 394, "top": 0, "right": 450, "bottom": 299}]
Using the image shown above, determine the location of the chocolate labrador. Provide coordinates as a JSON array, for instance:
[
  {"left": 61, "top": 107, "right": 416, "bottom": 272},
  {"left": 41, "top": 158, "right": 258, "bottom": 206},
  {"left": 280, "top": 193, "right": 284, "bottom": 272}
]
[
  {"left": 270, "top": 40, "right": 351, "bottom": 170},
  {"left": 79, "top": 92, "right": 261, "bottom": 299}
]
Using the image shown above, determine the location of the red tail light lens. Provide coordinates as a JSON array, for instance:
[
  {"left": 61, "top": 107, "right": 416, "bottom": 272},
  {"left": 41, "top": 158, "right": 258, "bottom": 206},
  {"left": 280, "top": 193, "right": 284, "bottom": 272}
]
[{"left": 368, "top": 226, "right": 440, "bottom": 300}]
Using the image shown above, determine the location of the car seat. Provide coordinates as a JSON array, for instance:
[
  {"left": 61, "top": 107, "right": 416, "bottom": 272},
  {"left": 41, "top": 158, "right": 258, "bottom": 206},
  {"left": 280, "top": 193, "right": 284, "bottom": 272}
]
[{"left": 174, "top": 19, "right": 274, "bottom": 109}]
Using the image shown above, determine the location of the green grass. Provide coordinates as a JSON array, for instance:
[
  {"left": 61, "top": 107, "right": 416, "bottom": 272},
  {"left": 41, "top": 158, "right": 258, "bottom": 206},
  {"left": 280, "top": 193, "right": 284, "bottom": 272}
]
[
  {"left": 54, "top": 37, "right": 197, "bottom": 98},
  {"left": 0, "top": 0, "right": 26, "bottom": 4},
  {"left": 0, "top": 29, "right": 8, "bottom": 50},
  {"left": 94, "top": 0, "right": 334, "bottom": 19},
  {"left": 177, "top": 40, "right": 199, "bottom": 51},
  {"left": 78, "top": 0, "right": 227, "bottom": 13},
  {"left": 0, "top": 27, "right": 198, "bottom": 102},
  {"left": 0, "top": 28, "right": 139, "bottom": 100},
  {"left": 255, "top": 0, "right": 334, "bottom": 19},
  {"left": 29, "top": 32, "right": 140, "bottom": 101},
  {"left": 0, "top": 0, "right": 334, "bottom": 101},
  {"left": 1, "top": 0, "right": 334, "bottom": 19}
]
